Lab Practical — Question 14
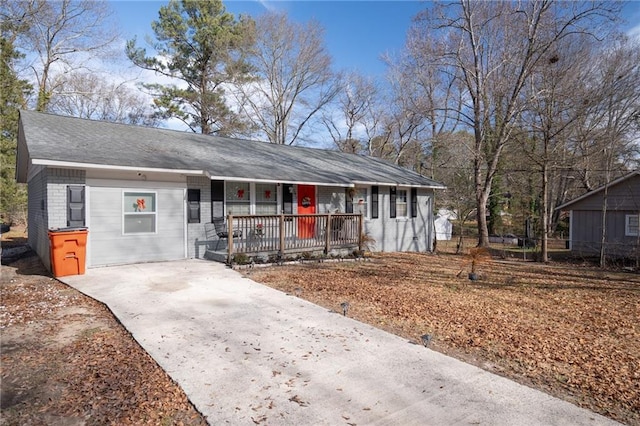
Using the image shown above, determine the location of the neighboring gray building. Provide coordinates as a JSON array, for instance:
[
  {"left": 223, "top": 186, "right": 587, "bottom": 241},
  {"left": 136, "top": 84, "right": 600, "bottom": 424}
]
[
  {"left": 557, "top": 171, "right": 640, "bottom": 258},
  {"left": 16, "top": 111, "right": 445, "bottom": 270}
]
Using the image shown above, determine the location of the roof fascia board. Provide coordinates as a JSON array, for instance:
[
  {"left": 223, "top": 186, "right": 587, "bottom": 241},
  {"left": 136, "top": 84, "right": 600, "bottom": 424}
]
[
  {"left": 31, "top": 159, "right": 205, "bottom": 176},
  {"left": 207, "top": 175, "right": 446, "bottom": 189},
  {"left": 207, "top": 175, "right": 354, "bottom": 187},
  {"left": 351, "top": 180, "right": 446, "bottom": 189}
]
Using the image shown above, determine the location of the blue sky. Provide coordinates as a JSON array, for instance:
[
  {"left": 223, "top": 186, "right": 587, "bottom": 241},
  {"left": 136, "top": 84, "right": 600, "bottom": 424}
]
[
  {"left": 111, "top": 1, "right": 429, "bottom": 77},
  {"left": 111, "top": 0, "right": 640, "bottom": 78}
]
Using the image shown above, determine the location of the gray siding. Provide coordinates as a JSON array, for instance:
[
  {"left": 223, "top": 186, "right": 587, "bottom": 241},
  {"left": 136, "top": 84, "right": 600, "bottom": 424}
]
[
  {"left": 187, "top": 176, "right": 212, "bottom": 258},
  {"left": 571, "top": 209, "right": 639, "bottom": 258},
  {"left": 27, "top": 168, "right": 49, "bottom": 269},
  {"left": 568, "top": 174, "right": 640, "bottom": 258},
  {"left": 88, "top": 184, "right": 185, "bottom": 266},
  {"left": 569, "top": 175, "right": 640, "bottom": 211},
  {"left": 365, "top": 187, "right": 433, "bottom": 252},
  {"left": 316, "top": 185, "right": 434, "bottom": 253}
]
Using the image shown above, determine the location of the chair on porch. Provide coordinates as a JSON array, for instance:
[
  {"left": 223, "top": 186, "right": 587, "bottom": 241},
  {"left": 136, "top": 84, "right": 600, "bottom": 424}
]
[{"left": 206, "top": 217, "right": 242, "bottom": 251}]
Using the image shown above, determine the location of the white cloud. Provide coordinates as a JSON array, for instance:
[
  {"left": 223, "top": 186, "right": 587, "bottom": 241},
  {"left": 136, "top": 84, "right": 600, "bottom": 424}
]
[
  {"left": 628, "top": 22, "right": 640, "bottom": 40},
  {"left": 256, "top": 0, "right": 279, "bottom": 13}
]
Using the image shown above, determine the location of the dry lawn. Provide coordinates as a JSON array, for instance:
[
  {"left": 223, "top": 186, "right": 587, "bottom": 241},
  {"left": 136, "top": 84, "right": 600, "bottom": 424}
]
[
  {"left": 1, "top": 229, "right": 207, "bottom": 425},
  {"left": 246, "top": 251, "right": 640, "bottom": 425}
]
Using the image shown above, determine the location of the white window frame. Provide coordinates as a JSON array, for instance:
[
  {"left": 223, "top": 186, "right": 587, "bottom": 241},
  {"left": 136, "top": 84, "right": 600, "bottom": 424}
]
[
  {"left": 396, "top": 188, "right": 408, "bottom": 218},
  {"left": 122, "top": 190, "right": 158, "bottom": 235},
  {"left": 225, "top": 181, "right": 281, "bottom": 216},
  {"left": 255, "top": 183, "right": 278, "bottom": 215},
  {"left": 625, "top": 214, "right": 639, "bottom": 236},
  {"left": 225, "top": 181, "right": 251, "bottom": 215}
]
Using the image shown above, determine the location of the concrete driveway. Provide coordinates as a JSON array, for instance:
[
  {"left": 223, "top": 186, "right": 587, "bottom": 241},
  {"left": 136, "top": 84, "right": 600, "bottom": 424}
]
[{"left": 60, "top": 260, "right": 618, "bottom": 425}]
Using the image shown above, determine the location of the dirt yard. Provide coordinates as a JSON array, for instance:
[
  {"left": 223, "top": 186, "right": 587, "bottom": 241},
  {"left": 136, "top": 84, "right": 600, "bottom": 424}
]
[
  {"left": 1, "top": 230, "right": 207, "bottom": 425},
  {"left": 246, "top": 251, "right": 640, "bottom": 425},
  {"left": 2, "top": 224, "right": 638, "bottom": 425}
]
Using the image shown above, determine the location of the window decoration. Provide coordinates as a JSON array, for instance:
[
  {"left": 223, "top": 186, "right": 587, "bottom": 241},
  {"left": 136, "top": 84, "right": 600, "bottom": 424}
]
[
  {"left": 123, "top": 191, "right": 157, "bottom": 234},
  {"left": 353, "top": 188, "right": 368, "bottom": 218},
  {"left": 256, "top": 183, "right": 277, "bottom": 214},
  {"left": 226, "top": 182, "right": 250, "bottom": 215}
]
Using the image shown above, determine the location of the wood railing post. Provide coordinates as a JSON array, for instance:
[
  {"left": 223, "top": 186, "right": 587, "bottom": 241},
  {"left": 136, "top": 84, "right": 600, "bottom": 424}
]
[
  {"left": 227, "top": 214, "right": 234, "bottom": 264},
  {"left": 279, "top": 214, "right": 285, "bottom": 257},
  {"left": 325, "top": 213, "right": 331, "bottom": 254},
  {"left": 358, "top": 213, "right": 364, "bottom": 252}
]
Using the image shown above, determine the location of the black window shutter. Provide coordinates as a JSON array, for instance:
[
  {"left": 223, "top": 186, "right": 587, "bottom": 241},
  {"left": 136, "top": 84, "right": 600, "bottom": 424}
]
[
  {"left": 211, "top": 180, "right": 224, "bottom": 220},
  {"left": 187, "top": 189, "right": 201, "bottom": 223},
  {"left": 282, "top": 184, "right": 294, "bottom": 214},
  {"left": 345, "top": 188, "right": 353, "bottom": 213},
  {"left": 371, "top": 186, "right": 379, "bottom": 219},
  {"left": 390, "top": 187, "right": 397, "bottom": 219},
  {"left": 411, "top": 188, "right": 418, "bottom": 218},
  {"left": 67, "top": 185, "right": 85, "bottom": 227}
]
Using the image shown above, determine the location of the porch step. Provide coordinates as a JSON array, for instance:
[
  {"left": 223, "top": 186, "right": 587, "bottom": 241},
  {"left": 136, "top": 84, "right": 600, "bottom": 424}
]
[{"left": 204, "top": 250, "right": 227, "bottom": 263}]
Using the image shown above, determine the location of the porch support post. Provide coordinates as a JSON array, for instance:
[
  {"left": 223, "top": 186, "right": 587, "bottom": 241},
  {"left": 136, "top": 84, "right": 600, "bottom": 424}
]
[
  {"left": 358, "top": 213, "right": 364, "bottom": 252},
  {"left": 227, "top": 214, "right": 234, "bottom": 264},
  {"left": 325, "top": 213, "right": 332, "bottom": 254},
  {"left": 279, "top": 214, "right": 285, "bottom": 257}
]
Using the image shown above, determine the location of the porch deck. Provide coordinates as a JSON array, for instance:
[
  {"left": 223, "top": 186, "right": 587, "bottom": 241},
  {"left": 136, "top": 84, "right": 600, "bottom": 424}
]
[{"left": 204, "top": 213, "right": 364, "bottom": 264}]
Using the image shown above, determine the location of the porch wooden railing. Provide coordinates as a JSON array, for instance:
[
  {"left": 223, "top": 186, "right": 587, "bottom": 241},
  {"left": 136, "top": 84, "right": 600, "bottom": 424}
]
[{"left": 226, "top": 213, "right": 363, "bottom": 262}]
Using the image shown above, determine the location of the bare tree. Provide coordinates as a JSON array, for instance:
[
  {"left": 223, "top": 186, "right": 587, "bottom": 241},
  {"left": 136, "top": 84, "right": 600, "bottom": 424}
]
[
  {"left": 522, "top": 35, "right": 595, "bottom": 261},
  {"left": 322, "top": 71, "right": 379, "bottom": 154},
  {"left": 48, "top": 71, "right": 159, "bottom": 126},
  {"left": 591, "top": 38, "right": 640, "bottom": 266},
  {"left": 9, "top": 0, "right": 118, "bottom": 112},
  {"left": 235, "top": 12, "right": 340, "bottom": 145},
  {"left": 433, "top": 131, "right": 477, "bottom": 253},
  {"left": 411, "top": 1, "right": 622, "bottom": 247}
]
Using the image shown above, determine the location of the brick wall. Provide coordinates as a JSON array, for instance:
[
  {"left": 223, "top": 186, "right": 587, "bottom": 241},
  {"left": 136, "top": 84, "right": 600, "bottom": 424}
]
[
  {"left": 27, "top": 168, "right": 86, "bottom": 271},
  {"left": 46, "top": 168, "right": 85, "bottom": 229}
]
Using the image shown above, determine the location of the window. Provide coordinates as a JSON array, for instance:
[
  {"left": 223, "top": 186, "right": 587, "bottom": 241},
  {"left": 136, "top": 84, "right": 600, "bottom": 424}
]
[
  {"left": 226, "top": 182, "right": 250, "bottom": 215},
  {"left": 255, "top": 183, "right": 278, "bottom": 215},
  {"left": 371, "top": 186, "right": 379, "bottom": 219},
  {"left": 123, "top": 191, "right": 156, "bottom": 234},
  {"left": 187, "top": 189, "right": 200, "bottom": 223},
  {"left": 353, "top": 188, "right": 368, "bottom": 218},
  {"left": 626, "top": 214, "right": 639, "bottom": 236},
  {"left": 396, "top": 189, "right": 408, "bottom": 217}
]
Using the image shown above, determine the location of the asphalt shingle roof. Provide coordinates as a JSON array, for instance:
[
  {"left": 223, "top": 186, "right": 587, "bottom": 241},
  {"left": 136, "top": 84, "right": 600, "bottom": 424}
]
[{"left": 19, "top": 110, "right": 445, "bottom": 188}]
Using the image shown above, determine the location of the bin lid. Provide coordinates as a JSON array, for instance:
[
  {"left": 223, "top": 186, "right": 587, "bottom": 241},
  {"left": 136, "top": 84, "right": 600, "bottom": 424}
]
[{"left": 48, "top": 227, "right": 88, "bottom": 232}]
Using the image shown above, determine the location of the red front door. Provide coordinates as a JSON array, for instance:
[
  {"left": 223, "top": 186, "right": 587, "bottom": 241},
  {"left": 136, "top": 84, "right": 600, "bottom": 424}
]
[{"left": 297, "top": 185, "right": 316, "bottom": 238}]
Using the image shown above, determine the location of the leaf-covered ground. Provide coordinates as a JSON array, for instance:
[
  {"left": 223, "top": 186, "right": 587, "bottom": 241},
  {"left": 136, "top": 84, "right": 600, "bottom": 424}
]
[
  {"left": 246, "top": 252, "right": 640, "bottom": 425},
  {"left": 0, "top": 252, "right": 207, "bottom": 425}
]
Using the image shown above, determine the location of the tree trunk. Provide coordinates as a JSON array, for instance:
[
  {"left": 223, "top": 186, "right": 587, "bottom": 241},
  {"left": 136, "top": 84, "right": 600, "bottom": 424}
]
[
  {"left": 477, "top": 190, "right": 490, "bottom": 247},
  {"left": 599, "top": 182, "right": 609, "bottom": 268},
  {"left": 540, "top": 158, "right": 549, "bottom": 262}
]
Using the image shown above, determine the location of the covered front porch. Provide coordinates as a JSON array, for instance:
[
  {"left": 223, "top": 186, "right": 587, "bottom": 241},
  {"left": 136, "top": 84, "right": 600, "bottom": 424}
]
[{"left": 201, "top": 213, "right": 364, "bottom": 264}]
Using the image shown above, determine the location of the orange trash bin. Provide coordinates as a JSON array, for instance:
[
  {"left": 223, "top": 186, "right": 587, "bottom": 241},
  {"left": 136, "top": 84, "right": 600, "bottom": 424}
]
[{"left": 48, "top": 227, "right": 88, "bottom": 277}]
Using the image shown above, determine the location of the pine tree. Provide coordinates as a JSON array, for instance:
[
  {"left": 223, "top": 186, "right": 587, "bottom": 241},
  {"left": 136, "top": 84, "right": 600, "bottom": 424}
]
[
  {"left": 126, "top": 0, "right": 255, "bottom": 136},
  {"left": 0, "top": 36, "right": 31, "bottom": 224}
]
